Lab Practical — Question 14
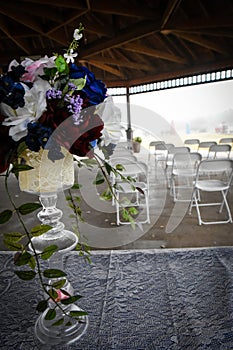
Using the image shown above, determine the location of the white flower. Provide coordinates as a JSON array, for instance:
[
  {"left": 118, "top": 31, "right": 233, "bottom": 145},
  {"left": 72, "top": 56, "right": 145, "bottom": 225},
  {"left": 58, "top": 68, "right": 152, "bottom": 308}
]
[
  {"left": 0, "top": 78, "right": 51, "bottom": 141},
  {"left": 64, "top": 49, "right": 78, "bottom": 64},
  {"left": 97, "top": 96, "right": 122, "bottom": 146},
  {"left": 73, "top": 29, "right": 83, "bottom": 41}
]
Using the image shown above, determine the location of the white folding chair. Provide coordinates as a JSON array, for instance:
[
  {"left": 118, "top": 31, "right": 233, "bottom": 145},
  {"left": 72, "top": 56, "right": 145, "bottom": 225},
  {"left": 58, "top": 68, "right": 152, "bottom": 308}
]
[
  {"left": 184, "top": 138, "right": 200, "bottom": 151},
  {"left": 207, "top": 144, "right": 231, "bottom": 159},
  {"left": 109, "top": 156, "right": 138, "bottom": 205},
  {"left": 170, "top": 152, "right": 202, "bottom": 202},
  {"left": 114, "top": 162, "right": 150, "bottom": 225},
  {"left": 189, "top": 159, "right": 233, "bottom": 225},
  {"left": 219, "top": 137, "right": 233, "bottom": 146},
  {"left": 198, "top": 141, "right": 217, "bottom": 159},
  {"left": 153, "top": 143, "right": 171, "bottom": 169},
  {"left": 165, "top": 146, "right": 190, "bottom": 186},
  {"left": 148, "top": 141, "right": 165, "bottom": 164}
]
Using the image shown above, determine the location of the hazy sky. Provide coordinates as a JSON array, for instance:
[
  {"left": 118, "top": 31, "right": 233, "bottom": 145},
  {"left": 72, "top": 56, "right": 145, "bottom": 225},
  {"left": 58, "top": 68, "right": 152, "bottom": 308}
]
[{"left": 112, "top": 79, "right": 233, "bottom": 129}]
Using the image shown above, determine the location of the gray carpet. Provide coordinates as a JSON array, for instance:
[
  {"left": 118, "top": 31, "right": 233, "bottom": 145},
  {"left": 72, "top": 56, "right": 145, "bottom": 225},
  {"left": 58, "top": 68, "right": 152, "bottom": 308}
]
[{"left": 1, "top": 247, "right": 233, "bottom": 349}]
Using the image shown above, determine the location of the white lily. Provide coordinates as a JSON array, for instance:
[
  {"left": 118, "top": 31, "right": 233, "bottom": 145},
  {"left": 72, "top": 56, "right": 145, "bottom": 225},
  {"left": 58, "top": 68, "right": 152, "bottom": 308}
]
[
  {"left": 97, "top": 96, "right": 122, "bottom": 146},
  {"left": 64, "top": 49, "right": 78, "bottom": 64},
  {"left": 0, "top": 78, "right": 51, "bottom": 141}
]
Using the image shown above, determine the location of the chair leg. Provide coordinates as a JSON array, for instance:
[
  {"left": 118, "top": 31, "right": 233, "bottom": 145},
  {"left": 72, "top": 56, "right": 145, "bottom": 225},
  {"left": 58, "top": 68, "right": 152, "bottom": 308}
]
[
  {"left": 145, "top": 190, "right": 150, "bottom": 224},
  {"left": 219, "top": 190, "right": 233, "bottom": 223}
]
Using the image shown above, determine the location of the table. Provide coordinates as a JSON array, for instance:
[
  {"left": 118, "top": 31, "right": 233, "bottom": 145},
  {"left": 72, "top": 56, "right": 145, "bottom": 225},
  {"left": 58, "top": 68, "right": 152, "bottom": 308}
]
[{"left": 1, "top": 247, "right": 233, "bottom": 349}]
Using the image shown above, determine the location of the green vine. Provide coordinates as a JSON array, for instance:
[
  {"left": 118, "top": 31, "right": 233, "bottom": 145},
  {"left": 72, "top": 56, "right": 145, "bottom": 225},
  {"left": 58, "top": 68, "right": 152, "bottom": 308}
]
[{"left": 0, "top": 151, "right": 138, "bottom": 325}]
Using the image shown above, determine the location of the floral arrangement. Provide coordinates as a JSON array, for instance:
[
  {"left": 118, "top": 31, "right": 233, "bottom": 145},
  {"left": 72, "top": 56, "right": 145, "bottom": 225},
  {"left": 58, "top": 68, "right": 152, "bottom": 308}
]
[
  {"left": 0, "top": 24, "right": 120, "bottom": 173},
  {"left": 0, "top": 24, "right": 123, "bottom": 328}
]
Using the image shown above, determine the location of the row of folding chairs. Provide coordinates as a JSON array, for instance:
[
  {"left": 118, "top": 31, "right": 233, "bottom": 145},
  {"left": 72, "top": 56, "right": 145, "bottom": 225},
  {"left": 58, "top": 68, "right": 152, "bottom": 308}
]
[{"left": 184, "top": 138, "right": 232, "bottom": 159}]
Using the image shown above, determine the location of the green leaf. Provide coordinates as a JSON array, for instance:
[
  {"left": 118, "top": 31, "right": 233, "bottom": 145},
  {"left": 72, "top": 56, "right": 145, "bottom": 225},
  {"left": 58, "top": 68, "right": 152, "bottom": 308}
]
[
  {"left": 17, "top": 141, "right": 28, "bottom": 156},
  {"left": 116, "top": 164, "right": 125, "bottom": 171},
  {"left": 3, "top": 239, "right": 23, "bottom": 251},
  {"left": 104, "top": 162, "right": 113, "bottom": 175},
  {"left": 72, "top": 183, "right": 81, "bottom": 190},
  {"left": 45, "top": 308, "right": 56, "bottom": 320},
  {"left": 3, "top": 232, "right": 24, "bottom": 242},
  {"left": 43, "top": 269, "right": 67, "bottom": 278},
  {"left": 18, "top": 203, "right": 42, "bottom": 215},
  {"left": 136, "top": 186, "right": 144, "bottom": 195},
  {"left": 0, "top": 209, "right": 13, "bottom": 224},
  {"left": 14, "top": 251, "right": 32, "bottom": 266},
  {"left": 55, "top": 55, "right": 68, "bottom": 73},
  {"left": 52, "top": 279, "right": 66, "bottom": 289},
  {"left": 14, "top": 270, "right": 36, "bottom": 280},
  {"left": 48, "top": 288, "right": 58, "bottom": 300},
  {"left": 28, "top": 255, "right": 36, "bottom": 270},
  {"left": 60, "top": 289, "right": 71, "bottom": 297},
  {"left": 41, "top": 245, "right": 58, "bottom": 260},
  {"left": 11, "top": 164, "right": 33, "bottom": 175},
  {"left": 93, "top": 171, "right": 105, "bottom": 185},
  {"left": 61, "top": 295, "right": 82, "bottom": 305},
  {"left": 128, "top": 207, "right": 139, "bottom": 215},
  {"left": 80, "top": 158, "right": 97, "bottom": 167},
  {"left": 69, "top": 77, "right": 86, "bottom": 91},
  {"left": 36, "top": 300, "right": 48, "bottom": 312},
  {"left": 52, "top": 318, "right": 64, "bottom": 326},
  {"left": 69, "top": 310, "right": 88, "bottom": 317},
  {"left": 31, "top": 224, "right": 52, "bottom": 237}
]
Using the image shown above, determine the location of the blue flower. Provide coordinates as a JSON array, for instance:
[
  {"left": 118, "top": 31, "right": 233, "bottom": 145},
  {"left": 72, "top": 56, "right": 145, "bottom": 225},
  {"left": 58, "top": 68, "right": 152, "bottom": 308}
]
[
  {"left": 25, "top": 122, "right": 53, "bottom": 152},
  {"left": 0, "top": 76, "right": 26, "bottom": 110},
  {"left": 69, "top": 64, "right": 107, "bottom": 105}
]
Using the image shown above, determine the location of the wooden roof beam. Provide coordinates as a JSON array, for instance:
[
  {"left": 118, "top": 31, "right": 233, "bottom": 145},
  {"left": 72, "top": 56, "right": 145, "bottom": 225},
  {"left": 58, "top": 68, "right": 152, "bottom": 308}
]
[
  {"left": 21, "top": 0, "right": 86, "bottom": 9},
  {"left": 161, "top": 0, "right": 182, "bottom": 29},
  {"left": 80, "top": 60, "right": 124, "bottom": 78},
  {"left": 124, "top": 42, "right": 186, "bottom": 64},
  {"left": 82, "top": 56, "right": 151, "bottom": 71},
  {"left": 90, "top": 1, "right": 160, "bottom": 19},
  {"left": 172, "top": 32, "right": 228, "bottom": 54},
  {"left": 0, "top": 18, "right": 31, "bottom": 55},
  {"left": 0, "top": 3, "right": 67, "bottom": 46},
  {"left": 46, "top": 9, "right": 89, "bottom": 34},
  {"left": 80, "top": 20, "right": 160, "bottom": 57}
]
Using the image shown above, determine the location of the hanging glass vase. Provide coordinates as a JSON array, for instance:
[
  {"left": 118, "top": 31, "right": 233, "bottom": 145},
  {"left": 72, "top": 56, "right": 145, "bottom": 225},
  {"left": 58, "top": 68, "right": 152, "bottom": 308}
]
[{"left": 18, "top": 146, "right": 88, "bottom": 346}]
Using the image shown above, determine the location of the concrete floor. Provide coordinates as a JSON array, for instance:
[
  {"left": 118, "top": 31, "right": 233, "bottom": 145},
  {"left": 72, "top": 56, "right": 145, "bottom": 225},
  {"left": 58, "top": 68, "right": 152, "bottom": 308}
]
[
  {"left": 0, "top": 147, "right": 232, "bottom": 251},
  {"left": 74, "top": 146, "right": 233, "bottom": 250}
]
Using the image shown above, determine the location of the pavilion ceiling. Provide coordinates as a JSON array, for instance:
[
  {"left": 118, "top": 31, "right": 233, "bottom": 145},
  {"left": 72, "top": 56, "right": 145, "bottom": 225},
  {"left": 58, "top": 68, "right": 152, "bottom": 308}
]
[{"left": 0, "top": 0, "right": 233, "bottom": 87}]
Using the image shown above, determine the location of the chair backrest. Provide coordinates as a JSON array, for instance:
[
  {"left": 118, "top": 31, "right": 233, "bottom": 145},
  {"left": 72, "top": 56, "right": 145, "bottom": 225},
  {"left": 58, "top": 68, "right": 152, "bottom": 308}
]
[
  {"left": 172, "top": 152, "right": 202, "bottom": 174},
  {"left": 208, "top": 144, "right": 231, "bottom": 159},
  {"left": 198, "top": 141, "right": 217, "bottom": 149},
  {"left": 219, "top": 137, "right": 233, "bottom": 145},
  {"left": 109, "top": 155, "right": 138, "bottom": 166},
  {"left": 195, "top": 159, "right": 233, "bottom": 184},
  {"left": 164, "top": 143, "right": 175, "bottom": 151},
  {"left": 184, "top": 139, "right": 200, "bottom": 145},
  {"left": 198, "top": 141, "right": 217, "bottom": 158},
  {"left": 111, "top": 148, "right": 133, "bottom": 157},
  {"left": 166, "top": 146, "right": 190, "bottom": 167},
  {"left": 148, "top": 141, "right": 165, "bottom": 154},
  {"left": 184, "top": 138, "right": 200, "bottom": 151},
  {"left": 149, "top": 141, "right": 165, "bottom": 148},
  {"left": 170, "top": 146, "right": 190, "bottom": 153}
]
